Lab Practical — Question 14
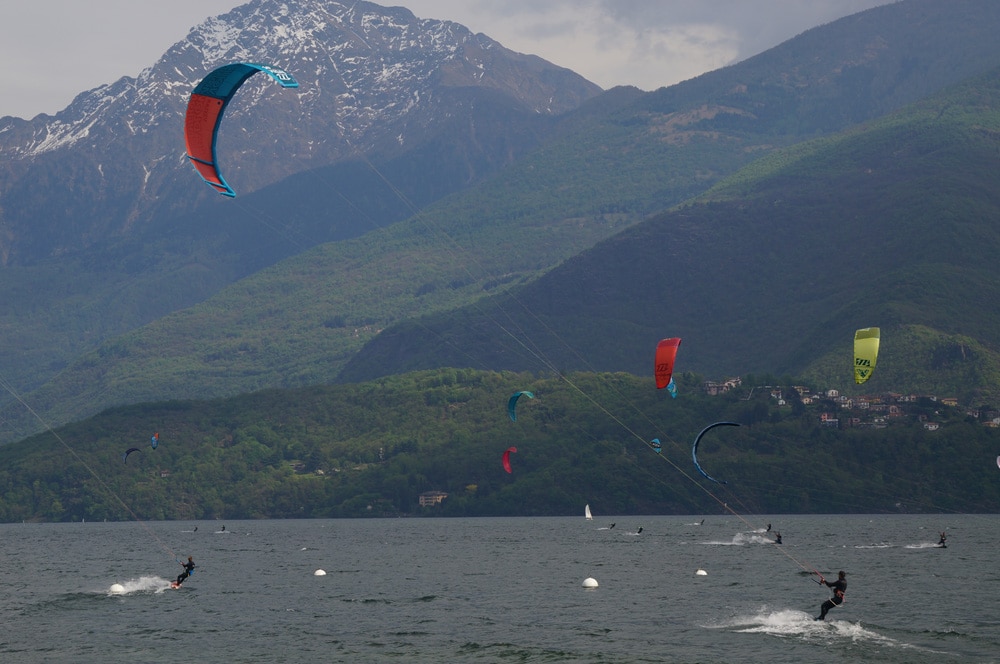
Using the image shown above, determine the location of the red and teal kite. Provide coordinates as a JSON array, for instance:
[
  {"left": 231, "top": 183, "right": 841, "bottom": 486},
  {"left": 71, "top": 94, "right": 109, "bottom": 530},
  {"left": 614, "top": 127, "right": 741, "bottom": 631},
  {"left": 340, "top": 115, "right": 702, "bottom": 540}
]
[
  {"left": 655, "top": 338, "right": 681, "bottom": 389},
  {"left": 184, "top": 63, "right": 299, "bottom": 197}
]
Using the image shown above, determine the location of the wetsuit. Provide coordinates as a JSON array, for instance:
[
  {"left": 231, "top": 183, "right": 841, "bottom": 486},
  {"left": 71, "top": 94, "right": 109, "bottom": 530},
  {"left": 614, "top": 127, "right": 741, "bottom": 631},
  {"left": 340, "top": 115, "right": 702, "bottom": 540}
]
[
  {"left": 816, "top": 574, "right": 846, "bottom": 620},
  {"left": 176, "top": 558, "right": 195, "bottom": 585}
]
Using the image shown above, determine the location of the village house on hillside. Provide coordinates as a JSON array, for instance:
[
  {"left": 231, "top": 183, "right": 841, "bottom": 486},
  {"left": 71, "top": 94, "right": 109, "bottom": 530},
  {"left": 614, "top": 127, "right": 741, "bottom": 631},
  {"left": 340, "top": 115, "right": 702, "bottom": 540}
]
[
  {"left": 703, "top": 377, "right": 742, "bottom": 395},
  {"left": 705, "top": 377, "right": 978, "bottom": 429},
  {"left": 419, "top": 491, "right": 448, "bottom": 507}
]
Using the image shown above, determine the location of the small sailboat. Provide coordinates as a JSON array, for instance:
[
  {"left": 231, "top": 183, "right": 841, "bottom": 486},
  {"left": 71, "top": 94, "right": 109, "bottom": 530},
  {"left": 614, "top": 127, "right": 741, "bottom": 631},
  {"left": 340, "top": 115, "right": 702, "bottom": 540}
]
[{"left": 585, "top": 504, "right": 593, "bottom": 520}]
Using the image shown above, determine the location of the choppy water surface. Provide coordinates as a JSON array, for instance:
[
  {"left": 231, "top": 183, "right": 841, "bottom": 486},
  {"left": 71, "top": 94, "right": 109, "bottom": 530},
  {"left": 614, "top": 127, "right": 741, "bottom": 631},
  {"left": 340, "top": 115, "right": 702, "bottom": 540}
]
[{"left": 1, "top": 514, "right": 996, "bottom": 663}]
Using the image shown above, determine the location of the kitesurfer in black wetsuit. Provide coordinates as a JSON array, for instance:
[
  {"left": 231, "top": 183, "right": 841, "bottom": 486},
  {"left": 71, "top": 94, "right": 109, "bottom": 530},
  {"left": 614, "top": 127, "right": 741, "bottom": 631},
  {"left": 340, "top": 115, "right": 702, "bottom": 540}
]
[
  {"left": 774, "top": 531, "right": 782, "bottom": 544},
  {"left": 937, "top": 531, "right": 947, "bottom": 547},
  {"left": 176, "top": 556, "right": 195, "bottom": 586},
  {"left": 815, "top": 570, "right": 846, "bottom": 620}
]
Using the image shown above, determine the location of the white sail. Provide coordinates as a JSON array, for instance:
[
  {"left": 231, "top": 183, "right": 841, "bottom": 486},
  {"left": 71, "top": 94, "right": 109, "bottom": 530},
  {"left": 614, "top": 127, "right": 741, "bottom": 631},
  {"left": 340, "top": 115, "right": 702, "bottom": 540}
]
[{"left": 585, "top": 504, "right": 593, "bottom": 520}]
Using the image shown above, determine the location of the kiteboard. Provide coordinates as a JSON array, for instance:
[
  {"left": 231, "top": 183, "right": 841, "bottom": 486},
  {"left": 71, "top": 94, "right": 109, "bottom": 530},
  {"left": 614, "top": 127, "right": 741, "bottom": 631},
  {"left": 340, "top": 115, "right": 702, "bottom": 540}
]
[{"left": 169, "top": 581, "right": 181, "bottom": 589}]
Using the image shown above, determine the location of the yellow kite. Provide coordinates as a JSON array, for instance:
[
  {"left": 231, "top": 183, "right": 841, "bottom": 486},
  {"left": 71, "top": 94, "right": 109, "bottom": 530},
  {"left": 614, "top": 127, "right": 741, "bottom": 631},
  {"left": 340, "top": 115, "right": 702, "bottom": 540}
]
[{"left": 854, "top": 327, "right": 880, "bottom": 384}]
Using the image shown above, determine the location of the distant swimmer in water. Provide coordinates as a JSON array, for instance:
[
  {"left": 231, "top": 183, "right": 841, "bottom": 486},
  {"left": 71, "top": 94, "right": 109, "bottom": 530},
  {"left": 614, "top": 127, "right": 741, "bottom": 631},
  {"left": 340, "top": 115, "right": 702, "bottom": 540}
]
[
  {"left": 938, "top": 531, "right": 947, "bottom": 547},
  {"left": 815, "top": 571, "right": 847, "bottom": 620},
  {"left": 774, "top": 532, "right": 782, "bottom": 544}
]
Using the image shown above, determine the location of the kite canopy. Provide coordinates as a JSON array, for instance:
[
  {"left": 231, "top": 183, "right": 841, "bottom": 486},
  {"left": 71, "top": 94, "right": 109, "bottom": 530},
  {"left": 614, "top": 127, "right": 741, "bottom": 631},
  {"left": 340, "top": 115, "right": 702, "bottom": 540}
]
[
  {"left": 655, "top": 338, "right": 681, "bottom": 389},
  {"left": 122, "top": 447, "right": 141, "bottom": 464},
  {"left": 502, "top": 446, "right": 517, "bottom": 473},
  {"left": 150, "top": 432, "right": 159, "bottom": 450},
  {"left": 507, "top": 391, "right": 534, "bottom": 422},
  {"left": 692, "top": 422, "right": 740, "bottom": 484},
  {"left": 184, "top": 63, "right": 299, "bottom": 197},
  {"left": 854, "top": 327, "right": 880, "bottom": 384}
]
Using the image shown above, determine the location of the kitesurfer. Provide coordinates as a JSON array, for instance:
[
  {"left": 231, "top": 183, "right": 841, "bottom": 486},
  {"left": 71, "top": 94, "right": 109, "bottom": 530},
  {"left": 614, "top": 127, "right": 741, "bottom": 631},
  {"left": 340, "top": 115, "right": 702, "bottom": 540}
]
[
  {"left": 815, "top": 571, "right": 846, "bottom": 620},
  {"left": 774, "top": 532, "right": 782, "bottom": 544},
  {"left": 766, "top": 523, "right": 772, "bottom": 532},
  {"left": 938, "top": 531, "right": 947, "bottom": 547},
  {"left": 176, "top": 556, "right": 196, "bottom": 586}
]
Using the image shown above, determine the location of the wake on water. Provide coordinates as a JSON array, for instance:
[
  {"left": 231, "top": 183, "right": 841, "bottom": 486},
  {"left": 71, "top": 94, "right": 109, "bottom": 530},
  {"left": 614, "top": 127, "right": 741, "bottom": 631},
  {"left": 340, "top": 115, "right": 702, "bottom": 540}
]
[
  {"left": 709, "top": 607, "right": 936, "bottom": 653},
  {"left": 851, "top": 541, "right": 944, "bottom": 549},
  {"left": 703, "top": 531, "right": 776, "bottom": 546},
  {"left": 107, "top": 575, "right": 174, "bottom": 595}
]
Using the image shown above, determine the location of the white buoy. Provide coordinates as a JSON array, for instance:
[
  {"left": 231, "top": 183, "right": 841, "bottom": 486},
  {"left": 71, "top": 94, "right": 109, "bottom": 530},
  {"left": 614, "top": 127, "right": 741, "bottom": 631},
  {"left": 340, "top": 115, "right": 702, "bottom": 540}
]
[
  {"left": 313, "top": 569, "right": 327, "bottom": 576},
  {"left": 582, "top": 577, "right": 599, "bottom": 588},
  {"left": 109, "top": 583, "right": 126, "bottom": 594},
  {"left": 695, "top": 569, "right": 708, "bottom": 576}
]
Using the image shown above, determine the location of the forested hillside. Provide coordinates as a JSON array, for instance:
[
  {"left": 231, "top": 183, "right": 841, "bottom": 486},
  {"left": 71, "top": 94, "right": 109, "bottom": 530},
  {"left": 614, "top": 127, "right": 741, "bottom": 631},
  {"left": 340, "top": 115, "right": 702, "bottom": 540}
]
[
  {"left": 343, "top": 66, "right": 1000, "bottom": 407},
  {"left": 10, "top": 0, "right": 1000, "bottom": 445},
  {"left": 0, "top": 0, "right": 602, "bottom": 440},
  {"left": 2, "top": 369, "right": 996, "bottom": 522}
]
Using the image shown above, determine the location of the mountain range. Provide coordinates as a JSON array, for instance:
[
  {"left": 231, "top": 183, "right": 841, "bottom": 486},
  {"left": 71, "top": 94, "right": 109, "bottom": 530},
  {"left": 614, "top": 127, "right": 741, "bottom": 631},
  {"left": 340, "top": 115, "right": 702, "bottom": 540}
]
[
  {"left": 343, "top": 67, "right": 1000, "bottom": 408},
  {"left": 4, "top": 0, "right": 1000, "bottom": 443},
  {"left": 0, "top": 0, "right": 598, "bottom": 438}
]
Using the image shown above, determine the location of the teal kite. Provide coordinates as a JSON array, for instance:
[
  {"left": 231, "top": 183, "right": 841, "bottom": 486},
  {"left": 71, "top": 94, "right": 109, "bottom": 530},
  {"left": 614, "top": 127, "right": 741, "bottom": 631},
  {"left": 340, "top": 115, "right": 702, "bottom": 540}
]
[
  {"left": 507, "top": 391, "right": 534, "bottom": 422},
  {"left": 692, "top": 422, "right": 740, "bottom": 484}
]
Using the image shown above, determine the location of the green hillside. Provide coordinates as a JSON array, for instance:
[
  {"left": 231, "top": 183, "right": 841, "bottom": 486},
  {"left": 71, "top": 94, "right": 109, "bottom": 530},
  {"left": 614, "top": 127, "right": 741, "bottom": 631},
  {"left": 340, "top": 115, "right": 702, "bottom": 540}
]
[
  {"left": 343, "top": 67, "right": 1000, "bottom": 407},
  {"left": 2, "top": 368, "right": 996, "bottom": 522},
  {"left": 0, "top": 87, "right": 784, "bottom": 444},
  {"left": 10, "top": 0, "right": 1000, "bottom": 444}
]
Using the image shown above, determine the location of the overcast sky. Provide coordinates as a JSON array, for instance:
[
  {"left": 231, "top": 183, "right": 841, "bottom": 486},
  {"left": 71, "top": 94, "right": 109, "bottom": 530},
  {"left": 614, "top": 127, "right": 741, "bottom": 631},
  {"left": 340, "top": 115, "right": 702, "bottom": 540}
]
[{"left": 1, "top": 0, "right": 891, "bottom": 119}]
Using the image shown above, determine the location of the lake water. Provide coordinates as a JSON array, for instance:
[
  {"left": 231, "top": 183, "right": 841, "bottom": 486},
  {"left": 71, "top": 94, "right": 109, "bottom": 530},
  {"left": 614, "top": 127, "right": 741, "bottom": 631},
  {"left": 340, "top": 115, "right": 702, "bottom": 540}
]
[{"left": 0, "top": 514, "right": 996, "bottom": 663}]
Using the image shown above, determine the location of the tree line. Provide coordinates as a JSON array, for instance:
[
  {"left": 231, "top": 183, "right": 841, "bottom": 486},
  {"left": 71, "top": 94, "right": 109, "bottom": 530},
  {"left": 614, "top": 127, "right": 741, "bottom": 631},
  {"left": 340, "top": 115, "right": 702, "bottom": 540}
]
[{"left": 0, "top": 368, "right": 996, "bottom": 522}]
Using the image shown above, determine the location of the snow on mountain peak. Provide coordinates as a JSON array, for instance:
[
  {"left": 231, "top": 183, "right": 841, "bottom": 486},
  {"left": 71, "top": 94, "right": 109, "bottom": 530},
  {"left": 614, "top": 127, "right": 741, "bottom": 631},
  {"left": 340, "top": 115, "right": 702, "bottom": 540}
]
[{"left": 0, "top": 0, "right": 598, "bottom": 215}]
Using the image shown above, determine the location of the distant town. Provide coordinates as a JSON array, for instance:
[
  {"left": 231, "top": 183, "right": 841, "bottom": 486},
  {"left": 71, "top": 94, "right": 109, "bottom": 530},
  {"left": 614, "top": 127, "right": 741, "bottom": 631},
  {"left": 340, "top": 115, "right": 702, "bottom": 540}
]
[{"left": 702, "top": 377, "right": 997, "bottom": 430}]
